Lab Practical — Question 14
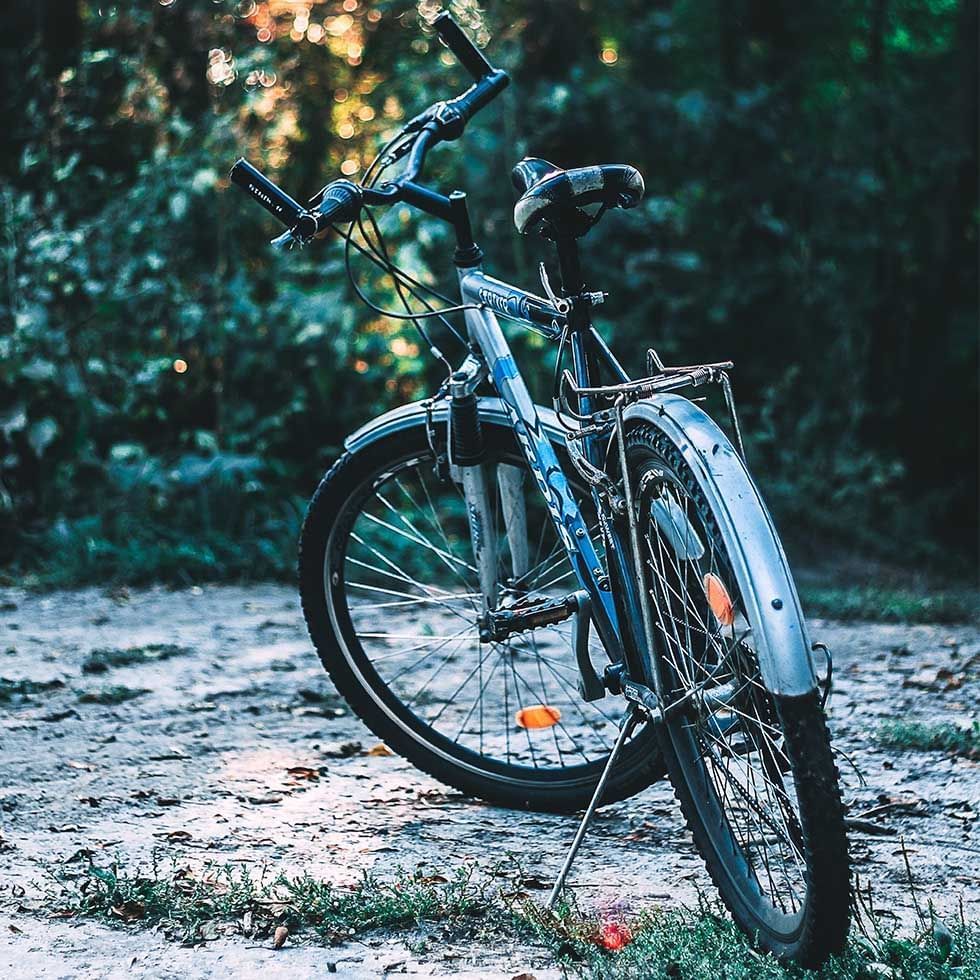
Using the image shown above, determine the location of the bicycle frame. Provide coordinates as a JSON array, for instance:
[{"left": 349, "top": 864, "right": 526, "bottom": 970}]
[{"left": 455, "top": 265, "right": 646, "bottom": 671}]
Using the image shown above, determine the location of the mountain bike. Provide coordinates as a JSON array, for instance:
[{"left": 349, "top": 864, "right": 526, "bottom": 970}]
[{"left": 231, "top": 12, "right": 851, "bottom": 966}]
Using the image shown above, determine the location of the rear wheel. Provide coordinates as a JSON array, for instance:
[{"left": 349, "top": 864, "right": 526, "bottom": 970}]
[
  {"left": 300, "top": 418, "right": 664, "bottom": 812},
  {"left": 625, "top": 420, "right": 850, "bottom": 965}
]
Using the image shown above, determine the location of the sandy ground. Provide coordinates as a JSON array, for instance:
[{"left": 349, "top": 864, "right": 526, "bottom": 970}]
[{"left": 0, "top": 584, "right": 977, "bottom": 978}]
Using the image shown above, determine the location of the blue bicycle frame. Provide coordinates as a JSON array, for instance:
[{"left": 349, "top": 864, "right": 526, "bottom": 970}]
[{"left": 456, "top": 265, "right": 647, "bottom": 671}]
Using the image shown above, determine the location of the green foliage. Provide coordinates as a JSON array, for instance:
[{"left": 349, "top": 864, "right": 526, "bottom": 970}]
[
  {"left": 60, "top": 859, "right": 491, "bottom": 946},
  {"left": 77, "top": 684, "right": 149, "bottom": 704},
  {"left": 53, "top": 859, "right": 980, "bottom": 977},
  {"left": 0, "top": 0, "right": 976, "bottom": 586},
  {"left": 81, "top": 643, "right": 190, "bottom": 674},
  {"left": 877, "top": 719, "right": 980, "bottom": 759},
  {"left": 799, "top": 585, "right": 980, "bottom": 624},
  {"left": 0, "top": 676, "right": 65, "bottom": 703}
]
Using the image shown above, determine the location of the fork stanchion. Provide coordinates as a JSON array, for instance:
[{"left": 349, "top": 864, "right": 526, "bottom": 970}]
[{"left": 547, "top": 704, "right": 640, "bottom": 910}]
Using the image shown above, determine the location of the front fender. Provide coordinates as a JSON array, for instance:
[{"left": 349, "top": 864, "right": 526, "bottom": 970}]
[
  {"left": 624, "top": 395, "right": 816, "bottom": 697},
  {"left": 344, "top": 396, "right": 568, "bottom": 454}
]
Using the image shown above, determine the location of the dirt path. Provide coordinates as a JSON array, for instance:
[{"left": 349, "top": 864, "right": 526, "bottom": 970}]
[{"left": 0, "top": 585, "right": 977, "bottom": 977}]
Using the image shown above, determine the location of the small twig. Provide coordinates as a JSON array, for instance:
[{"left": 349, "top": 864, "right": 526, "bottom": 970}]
[
  {"left": 846, "top": 817, "right": 897, "bottom": 836},
  {"left": 900, "top": 836, "right": 925, "bottom": 928}
]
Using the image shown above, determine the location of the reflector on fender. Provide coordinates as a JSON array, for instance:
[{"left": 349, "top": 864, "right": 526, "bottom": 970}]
[
  {"left": 703, "top": 573, "right": 735, "bottom": 626},
  {"left": 516, "top": 704, "right": 561, "bottom": 729}
]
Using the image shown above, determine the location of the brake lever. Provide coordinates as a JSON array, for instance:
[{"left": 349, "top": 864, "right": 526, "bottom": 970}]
[{"left": 270, "top": 229, "right": 302, "bottom": 251}]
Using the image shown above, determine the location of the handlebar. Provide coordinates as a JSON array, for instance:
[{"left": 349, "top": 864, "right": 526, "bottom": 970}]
[
  {"left": 230, "top": 13, "right": 507, "bottom": 245},
  {"left": 432, "top": 11, "right": 493, "bottom": 82}
]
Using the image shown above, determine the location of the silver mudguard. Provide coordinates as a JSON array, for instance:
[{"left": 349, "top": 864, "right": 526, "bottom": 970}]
[
  {"left": 344, "top": 396, "right": 567, "bottom": 454},
  {"left": 345, "top": 400, "right": 702, "bottom": 560},
  {"left": 624, "top": 395, "right": 816, "bottom": 697}
]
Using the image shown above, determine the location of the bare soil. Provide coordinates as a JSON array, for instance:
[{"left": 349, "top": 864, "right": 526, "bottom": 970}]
[{"left": 0, "top": 584, "right": 977, "bottom": 977}]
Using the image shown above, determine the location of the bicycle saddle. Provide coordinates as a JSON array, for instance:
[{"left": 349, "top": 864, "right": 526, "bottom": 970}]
[{"left": 511, "top": 157, "right": 644, "bottom": 239}]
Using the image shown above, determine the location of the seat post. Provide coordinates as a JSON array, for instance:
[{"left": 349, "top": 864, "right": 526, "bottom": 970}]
[
  {"left": 554, "top": 233, "right": 602, "bottom": 464},
  {"left": 554, "top": 233, "right": 584, "bottom": 300}
]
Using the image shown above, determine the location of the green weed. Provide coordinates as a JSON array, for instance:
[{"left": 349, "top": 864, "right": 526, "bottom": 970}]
[
  {"left": 877, "top": 720, "right": 980, "bottom": 760},
  {"left": 0, "top": 676, "right": 65, "bottom": 703},
  {"left": 800, "top": 586, "right": 979, "bottom": 624},
  {"left": 48, "top": 860, "right": 980, "bottom": 978},
  {"left": 81, "top": 644, "right": 190, "bottom": 675},
  {"left": 77, "top": 685, "right": 149, "bottom": 705}
]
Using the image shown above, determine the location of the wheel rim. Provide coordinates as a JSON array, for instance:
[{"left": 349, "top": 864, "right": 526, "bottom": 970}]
[
  {"left": 325, "top": 446, "right": 635, "bottom": 780},
  {"left": 638, "top": 447, "right": 809, "bottom": 930}
]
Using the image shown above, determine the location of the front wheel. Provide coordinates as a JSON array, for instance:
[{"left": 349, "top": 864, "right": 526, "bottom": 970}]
[
  {"left": 299, "top": 416, "right": 665, "bottom": 813},
  {"left": 623, "top": 405, "right": 850, "bottom": 966}
]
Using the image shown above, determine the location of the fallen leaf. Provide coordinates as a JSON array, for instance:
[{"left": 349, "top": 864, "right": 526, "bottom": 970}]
[
  {"left": 417, "top": 874, "right": 449, "bottom": 885},
  {"left": 246, "top": 794, "right": 283, "bottom": 805},
  {"left": 273, "top": 925, "right": 289, "bottom": 949},
  {"left": 366, "top": 743, "right": 394, "bottom": 757},
  {"left": 286, "top": 766, "right": 320, "bottom": 781},
  {"left": 8, "top": 924, "right": 23, "bottom": 935},
  {"left": 111, "top": 900, "right": 145, "bottom": 922},
  {"left": 517, "top": 875, "right": 550, "bottom": 890},
  {"left": 321, "top": 741, "right": 362, "bottom": 758},
  {"left": 154, "top": 830, "right": 193, "bottom": 843},
  {"left": 155, "top": 797, "right": 181, "bottom": 807},
  {"left": 41, "top": 709, "right": 79, "bottom": 723}
]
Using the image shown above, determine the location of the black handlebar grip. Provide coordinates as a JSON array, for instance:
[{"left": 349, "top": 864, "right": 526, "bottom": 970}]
[
  {"left": 432, "top": 12, "right": 493, "bottom": 81},
  {"left": 445, "top": 70, "right": 510, "bottom": 129},
  {"left": 230, "top": 158, "right": 309, "bottom": 231}
]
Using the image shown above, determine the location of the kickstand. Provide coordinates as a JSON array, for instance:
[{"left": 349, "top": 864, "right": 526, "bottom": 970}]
[{"left": 547, "top": 704, "right": 641, "bottom": 910}]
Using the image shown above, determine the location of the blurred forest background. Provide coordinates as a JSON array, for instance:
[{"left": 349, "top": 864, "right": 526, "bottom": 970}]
[{"left": 0, "top": 0, "right": 976, "bottom": 611}]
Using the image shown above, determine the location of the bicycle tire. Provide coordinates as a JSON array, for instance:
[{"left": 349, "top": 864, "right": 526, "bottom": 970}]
[
  {"left": 299, "top": 416, "right": 665, "bottom": 813},
  {"left": 623, "top": 416, "right": 850, "bottom": 965}
]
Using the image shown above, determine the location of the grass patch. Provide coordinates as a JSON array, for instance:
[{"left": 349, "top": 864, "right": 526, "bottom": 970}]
[
  {"left": 877, "top": 720, "right": 980, "bottom": 760},
  {"left": 0, "top": 676, "right": 65, "bottom": 703},
  {"left": 800, "top": 585, "right": 979, "bottom": 624},
  {"left": 77, "top": 685, "right": 149, "bottom": 705},
  {"left": 81, "top": 644, "right": 190, "bottom": 675},
  {"left": 528, "top": 901, "right": 980, "bottom": 979},
  {"left": 55, "top": 860, "right": 492, "bottom": 946},
  {"left": 48, "top": 860, "right": 980, "bottom": 977}
]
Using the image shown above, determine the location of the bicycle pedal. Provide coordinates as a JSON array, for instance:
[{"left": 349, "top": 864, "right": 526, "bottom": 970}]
[{"left": 478, "top": 592, "right": 578, "bottom": 643}]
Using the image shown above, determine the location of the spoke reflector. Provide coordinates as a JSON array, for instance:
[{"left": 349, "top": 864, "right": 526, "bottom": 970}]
[
  {"left": 703, "top": 573, "right": 735, "bottom": 626},
  {"left": 516, "top": 704, "right": 561, "bottom": 729}
]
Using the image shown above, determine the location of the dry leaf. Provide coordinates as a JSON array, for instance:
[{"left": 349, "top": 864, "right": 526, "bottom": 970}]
[
  {"left": 512, "top": 974, "right": 537, "bottom": 980},
  {"left": 286, "top": 766, "right": 320, "bottom": 781},
  {"left": 321, "top": 741, "right": 362, "bottom": 758},
  {"left": 273, "top": 925, "right": 289, "bottom": 949},
  {"left": 155, "top": 797, "right": 181, "bottom": 807},
  {"left": 246, "top": 794, "right": 283, "bottom": 805},
  {"left": 8, "top": 923, "right": 23, "bottom": 935},
  {"left": 111, "top": 900, "right": 145, "bottom": 922},
  {"left": 366, "top": 743, "right": 393, "bottom": 757},
  {"left": 154, "top": 830, "right": 193, "bottom": 843}
]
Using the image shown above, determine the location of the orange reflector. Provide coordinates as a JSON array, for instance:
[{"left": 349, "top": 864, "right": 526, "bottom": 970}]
[
  {"left": 516, "top": 704, "right": 561, "bottom": 729},
  {"left": 703, "top": 573, "right": 735, "bottom": 626}
]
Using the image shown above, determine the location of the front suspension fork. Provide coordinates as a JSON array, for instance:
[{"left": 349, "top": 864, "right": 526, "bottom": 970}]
[{"left": 448, "top": 358, "right": 498, "bottom": 610}]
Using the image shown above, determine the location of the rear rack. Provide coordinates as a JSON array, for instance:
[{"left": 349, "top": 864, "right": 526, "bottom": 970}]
[{"left": 558, "top": 347, "right": 746, "bottom": 461}]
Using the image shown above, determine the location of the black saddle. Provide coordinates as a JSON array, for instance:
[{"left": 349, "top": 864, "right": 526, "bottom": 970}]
[{"left": 511, "top": 157, "right": 644, "bottom": 239}]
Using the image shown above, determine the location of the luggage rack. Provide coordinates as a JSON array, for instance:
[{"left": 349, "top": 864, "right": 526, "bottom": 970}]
[{"left": 557, "top": 347, "right": 746, "bottom": 461}]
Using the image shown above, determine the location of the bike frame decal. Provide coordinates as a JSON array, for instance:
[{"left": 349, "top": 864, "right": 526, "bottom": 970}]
[{"left": 458, "top": 268, "right": 621, "bottom": 655}]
